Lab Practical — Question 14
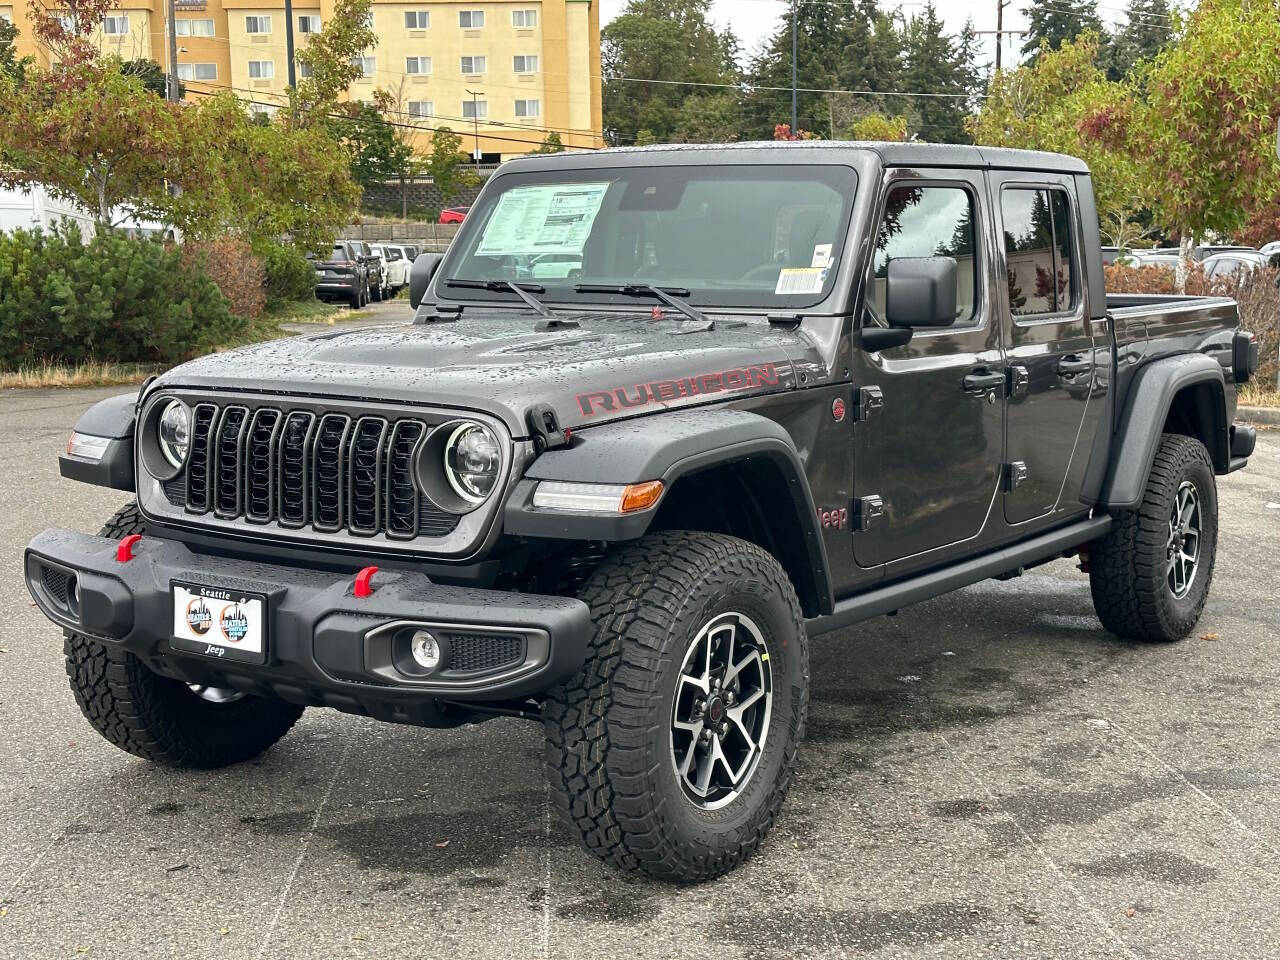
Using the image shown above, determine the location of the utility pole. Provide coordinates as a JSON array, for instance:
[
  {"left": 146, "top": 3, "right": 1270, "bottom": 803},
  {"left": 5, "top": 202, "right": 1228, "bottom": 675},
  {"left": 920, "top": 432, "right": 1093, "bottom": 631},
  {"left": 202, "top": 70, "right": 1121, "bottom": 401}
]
[
  {"left": 166, "top": 0, "right": 179, "bottom": 101},
  {"left": 466, "top": 88, "right": 483, "bottom": 163},
  {"left": 284, "top": 0, "right": 296, "bottom": 88},
  {"left": 971, "top": 1, "right": 1025, "bottom": 74},
  {"left": 790, "top": 0, "right": 797, "bottom": 135}
]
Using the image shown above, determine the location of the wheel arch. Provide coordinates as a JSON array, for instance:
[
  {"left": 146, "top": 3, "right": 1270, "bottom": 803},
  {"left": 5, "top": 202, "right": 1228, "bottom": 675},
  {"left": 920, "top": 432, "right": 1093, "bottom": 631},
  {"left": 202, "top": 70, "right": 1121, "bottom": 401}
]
[
  {"left": 58, "top": 391, "right": 140, "bottom": 492},
  {"left": 1098, "top": 353, "right": 1229, "bottom": 510},
  {"left": 505, "top": 408, "right": 833, "bottom": 617}
]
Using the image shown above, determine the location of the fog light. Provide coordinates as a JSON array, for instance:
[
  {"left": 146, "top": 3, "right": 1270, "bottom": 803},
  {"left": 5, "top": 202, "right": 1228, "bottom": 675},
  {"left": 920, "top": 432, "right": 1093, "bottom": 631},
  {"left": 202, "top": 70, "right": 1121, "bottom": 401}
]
[{"left": 410, "top": 630, "right": 441, "bottom": 671}]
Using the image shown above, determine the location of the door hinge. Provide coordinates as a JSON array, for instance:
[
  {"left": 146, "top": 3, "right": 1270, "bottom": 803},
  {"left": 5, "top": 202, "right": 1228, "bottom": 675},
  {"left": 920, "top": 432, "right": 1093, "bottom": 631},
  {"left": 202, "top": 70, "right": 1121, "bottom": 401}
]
[
  {"left": 1004, "top": 461, "right": 1029, "bottom": 491},
  {"left": 853, "top": 495, "right": 884, "bottom": 531},
  {"left": 853, "top": 386, "right": 884, "bottom": 422},
  {"left": 1007, "top": 365, "right": 1030, "bottom": 399}
]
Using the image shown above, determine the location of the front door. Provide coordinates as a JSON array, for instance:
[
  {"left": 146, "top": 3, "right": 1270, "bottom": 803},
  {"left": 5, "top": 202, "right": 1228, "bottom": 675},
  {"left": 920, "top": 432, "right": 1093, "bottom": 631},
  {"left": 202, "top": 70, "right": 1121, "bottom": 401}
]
[
  {"left": 992, "top": 176, "right": 1104, "bottom": 525},
  {"left": 852, "top": 170, "right": 1005, "bottom": 570}
]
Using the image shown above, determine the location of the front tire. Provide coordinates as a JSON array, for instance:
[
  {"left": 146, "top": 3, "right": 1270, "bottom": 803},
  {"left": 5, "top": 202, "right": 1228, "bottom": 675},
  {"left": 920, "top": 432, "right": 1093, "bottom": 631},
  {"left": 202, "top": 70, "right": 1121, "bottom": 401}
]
[
  {"left": 1089, "top": 433, "right": 1219, "bottom": 642},
  {"left": 544, "top": 531, "right": 809, "bottom": 882},
  {"left": 65, "top": 503, "right": 305, "bottom": 768}
]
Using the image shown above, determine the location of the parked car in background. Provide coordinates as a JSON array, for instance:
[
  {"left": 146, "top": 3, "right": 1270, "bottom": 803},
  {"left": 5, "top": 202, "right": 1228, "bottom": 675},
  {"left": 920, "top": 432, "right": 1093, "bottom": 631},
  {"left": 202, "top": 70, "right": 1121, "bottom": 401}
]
[
  {"left": 1101, "top": 246, "right": 1131, "bottom": 266},
  {"left": 1259, "top": 240, "right": 1280, "bottom": 259},
  {"left": 1202, "top": 250, "right": 1271, "bottom": 283},
  {"left": 0, "top": 185, "right": 96, "bottom": 237},
  {"left": 1129, "top": 252, "right": 1182, "bottom": 272},
  {"left": 311, "top": 240, "right": 369, "bottom": 308},
  {"left": 439, "top": 206, "right": 470, "bottom": 224},
  {"left": 373, "top": 244, "right": 411, "bottom": 292}
]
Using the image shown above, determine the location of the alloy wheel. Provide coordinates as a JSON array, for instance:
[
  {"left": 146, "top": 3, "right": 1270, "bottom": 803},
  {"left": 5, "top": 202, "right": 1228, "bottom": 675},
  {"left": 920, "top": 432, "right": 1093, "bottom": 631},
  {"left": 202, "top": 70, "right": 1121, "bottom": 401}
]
[{"left": 1166, "top": 479, "right": 1201, "bottom": 600}]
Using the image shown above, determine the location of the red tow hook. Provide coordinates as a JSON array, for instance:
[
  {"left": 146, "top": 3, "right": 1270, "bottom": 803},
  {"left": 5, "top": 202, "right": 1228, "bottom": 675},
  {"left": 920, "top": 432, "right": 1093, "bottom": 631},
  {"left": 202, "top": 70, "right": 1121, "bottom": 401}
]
[
  {"left": 117, "top": 534, "right": 142, "bottom": 562},
  {"left": 353, "top": 565, "right": 379, "bottom": 598}
]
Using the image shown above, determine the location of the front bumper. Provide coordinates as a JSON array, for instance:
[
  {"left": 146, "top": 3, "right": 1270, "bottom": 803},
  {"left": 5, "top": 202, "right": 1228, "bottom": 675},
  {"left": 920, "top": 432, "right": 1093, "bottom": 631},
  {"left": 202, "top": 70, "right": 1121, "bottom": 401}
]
[{"left": 25, "top": 528, "right": 592, "bottom": 725}]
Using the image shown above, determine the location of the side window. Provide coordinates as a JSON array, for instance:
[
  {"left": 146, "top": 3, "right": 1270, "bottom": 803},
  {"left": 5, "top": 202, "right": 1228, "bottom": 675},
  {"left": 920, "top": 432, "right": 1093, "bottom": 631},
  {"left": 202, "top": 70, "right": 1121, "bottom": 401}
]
[
  {"left": 871, "top": 185, "right": 978, "bottom": 326},
  {"left": 1001, "top": 187, "right": 1078, "bottom": 317}
]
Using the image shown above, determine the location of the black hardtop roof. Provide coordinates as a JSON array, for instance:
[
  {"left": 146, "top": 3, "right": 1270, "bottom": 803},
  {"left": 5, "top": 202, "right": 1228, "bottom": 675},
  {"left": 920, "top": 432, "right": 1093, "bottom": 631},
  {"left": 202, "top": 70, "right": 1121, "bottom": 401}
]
[{"left": 502, "top": 140, "right": 1090, "bottom": 176}]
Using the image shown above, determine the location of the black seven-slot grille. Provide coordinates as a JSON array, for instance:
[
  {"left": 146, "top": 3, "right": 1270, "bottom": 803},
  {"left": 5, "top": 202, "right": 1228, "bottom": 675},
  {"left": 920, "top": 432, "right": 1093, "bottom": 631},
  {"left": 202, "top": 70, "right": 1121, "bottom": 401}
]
[{"left": 171, "top": 403, "right": 458, "bottom": 539}]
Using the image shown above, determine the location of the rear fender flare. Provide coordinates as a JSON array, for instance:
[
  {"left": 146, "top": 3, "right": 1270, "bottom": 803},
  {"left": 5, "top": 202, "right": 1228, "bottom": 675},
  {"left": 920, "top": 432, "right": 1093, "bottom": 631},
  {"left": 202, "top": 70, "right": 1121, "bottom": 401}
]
[{"left": 1098, "top": 353, "right": 1228, "bottom": 510}]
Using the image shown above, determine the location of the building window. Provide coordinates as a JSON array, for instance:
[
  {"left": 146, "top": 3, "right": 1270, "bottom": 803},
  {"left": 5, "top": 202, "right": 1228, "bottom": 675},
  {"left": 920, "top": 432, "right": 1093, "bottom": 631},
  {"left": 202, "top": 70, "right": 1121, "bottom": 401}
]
[
  {"left": 514, "top": 98, "right": 539, "bottom": 118},
  {"left": 458, "top": 9, "right": 484, "bottom": 28},
  {"left": 175, "top": 18, "right": 215, "bottom": 36},
  {"left": 248, "top": 59, "right": 274, "bottom": 79},
  {"left": 177, "top": 62, "right": 218, "bottom": 81},
  {"left": 404, "top": 10, "right": 428, "bottom": 29},
  {"left": 408, "top": 101, "right": 434, "bottom": 118},
  {"left": 512, "top": 9, "right": 537, "bottom": 27},
  {"left": 461, "top": 99, "right": 488, "bottom": 119},
  {"left": 250, "top": 102, "right": 278, "bottom": 119},
  {"left": 297, "top": 14, "right": 320, "bottom": 32},
  {"left": 102, "top": 14, "right": 129, "bottom": 34},
  {"left": 351, "top": 55, "right": 375, "bottom": 78},
  {"left": 297, "top": 60, "right": 313, "bottom": 78},
  {"left": 0, "top": 9, "right": 11, "bottom": 22},
  {"left": 512, "top": 55, "right": 538, "bottom": 74},
  {"left": 405, "top": 56, "right": 432, "bottom": 75},
  {"left": 245, "top": 15, "right": 271, "bottom": 34},
  {"left": 460, "top": 55, "right": 486, "bottom": 75}
]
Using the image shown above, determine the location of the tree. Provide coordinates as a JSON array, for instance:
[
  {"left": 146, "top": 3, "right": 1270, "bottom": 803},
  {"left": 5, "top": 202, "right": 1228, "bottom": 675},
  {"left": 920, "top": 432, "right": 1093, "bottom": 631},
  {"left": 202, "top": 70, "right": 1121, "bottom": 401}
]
[
  {"left": 1021, "top": 0, "right": 1103, "bottom": 65},
  {"left": 845, "top": 112, "right": 910, "bottom": 142},
  {"left": 968, "top": 36, "right": 1144, "bottom": 246},
  {"left": 26, "top": 0, "right": 114, "bottom": 69},
  {"left": 291, "top": 0, "right": 378, "bottom": 127},
  {"left": 0, "top": 63, "right": 210, "bottom": 225},
  {"left": 331, "top": 99, "right": 412, "bottom": 192},
  {"left": 601, "top": 0, "right": 739, "bottom": 146},
  {"left": 1104, "top": 0, "right": 1174, "bottom": 81},
  {"left": 530, "top": 131, "right": 565, "bottom": 153},
  {"left": 671, "top": 92, "right": 741, "bottom": 143},
  {"left": 899, "top": 6, "right": 979, "bottom": 143},
  {"left": 120, "top": 57, "right": 180, "bottom": 98},
  {"left": 1134, "top": 0, "right": 1280, "bottom": 255},
  {"left": 425, "top": 126, "right": 477, "bottom": 208},
  {"left": 0, "top": 16, "right": 30, "bottom": 82}
]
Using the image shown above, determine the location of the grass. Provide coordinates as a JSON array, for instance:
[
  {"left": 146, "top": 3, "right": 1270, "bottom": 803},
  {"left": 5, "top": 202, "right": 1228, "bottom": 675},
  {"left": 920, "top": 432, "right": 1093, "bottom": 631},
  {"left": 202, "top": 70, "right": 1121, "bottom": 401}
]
[
  {"left": 0, "top": 298, "right": 336, "bottom": 389},
  {"left": 1239, "top": 382, "right": 1280, "bottom": 408}
]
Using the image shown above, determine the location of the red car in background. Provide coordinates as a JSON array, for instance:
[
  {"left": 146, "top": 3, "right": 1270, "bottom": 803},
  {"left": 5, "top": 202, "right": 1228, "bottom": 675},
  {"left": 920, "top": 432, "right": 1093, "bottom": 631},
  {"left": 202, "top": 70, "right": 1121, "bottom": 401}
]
[{"left": 439, "top": 206, "right": 469, "bottom": 224}]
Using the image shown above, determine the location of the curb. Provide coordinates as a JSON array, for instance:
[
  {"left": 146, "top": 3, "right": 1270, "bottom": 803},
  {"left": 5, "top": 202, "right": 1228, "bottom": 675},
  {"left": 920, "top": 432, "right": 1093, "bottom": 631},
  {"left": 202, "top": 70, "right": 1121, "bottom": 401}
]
[{"left": 1238, "top": 405, "right": 1280, "bottom": 426}]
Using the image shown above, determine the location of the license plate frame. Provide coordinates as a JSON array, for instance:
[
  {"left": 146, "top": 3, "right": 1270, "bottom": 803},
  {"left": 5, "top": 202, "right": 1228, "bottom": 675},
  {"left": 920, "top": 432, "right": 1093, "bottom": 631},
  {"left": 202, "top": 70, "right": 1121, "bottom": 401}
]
[{"left": 170, "top": 581, "right": 268, "bottom": 665}]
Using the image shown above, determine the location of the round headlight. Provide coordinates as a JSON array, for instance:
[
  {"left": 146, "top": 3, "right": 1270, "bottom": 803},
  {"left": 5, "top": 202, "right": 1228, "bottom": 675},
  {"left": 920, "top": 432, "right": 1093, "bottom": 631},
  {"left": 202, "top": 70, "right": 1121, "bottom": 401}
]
[
  {"left": 443, "top": 422, "right": 501, "bottom": 503},
  {"left": 158, "top": 400, "right": 191, "bottom": 469}
]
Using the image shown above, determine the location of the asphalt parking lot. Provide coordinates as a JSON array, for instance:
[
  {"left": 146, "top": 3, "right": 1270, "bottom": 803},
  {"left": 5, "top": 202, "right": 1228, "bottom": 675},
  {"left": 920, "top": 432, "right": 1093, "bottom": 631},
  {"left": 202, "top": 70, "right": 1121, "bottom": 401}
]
[{"left": 2, "top": 385, "right": 1278, "bottom": 960}]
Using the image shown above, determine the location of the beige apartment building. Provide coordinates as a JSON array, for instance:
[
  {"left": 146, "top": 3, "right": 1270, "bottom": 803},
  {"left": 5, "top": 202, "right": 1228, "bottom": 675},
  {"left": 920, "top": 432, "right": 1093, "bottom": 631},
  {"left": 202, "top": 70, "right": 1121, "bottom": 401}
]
[{"left": 3, "top": 0, "right": 604, "bottom": 159}]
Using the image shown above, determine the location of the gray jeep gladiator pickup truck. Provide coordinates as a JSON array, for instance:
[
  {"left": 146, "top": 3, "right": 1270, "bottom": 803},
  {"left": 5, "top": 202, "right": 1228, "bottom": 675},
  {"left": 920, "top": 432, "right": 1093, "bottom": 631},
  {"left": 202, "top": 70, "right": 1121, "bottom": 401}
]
[{"left": 26, "top": 142, "right": 1259, "bottom": 882}]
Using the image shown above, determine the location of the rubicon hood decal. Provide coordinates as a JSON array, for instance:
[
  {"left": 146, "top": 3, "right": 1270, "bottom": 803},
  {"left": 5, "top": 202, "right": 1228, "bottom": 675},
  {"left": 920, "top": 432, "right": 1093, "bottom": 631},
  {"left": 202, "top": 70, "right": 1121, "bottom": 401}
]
[{"left": 576, "top": 363, "right": 782, "bottom": 417}]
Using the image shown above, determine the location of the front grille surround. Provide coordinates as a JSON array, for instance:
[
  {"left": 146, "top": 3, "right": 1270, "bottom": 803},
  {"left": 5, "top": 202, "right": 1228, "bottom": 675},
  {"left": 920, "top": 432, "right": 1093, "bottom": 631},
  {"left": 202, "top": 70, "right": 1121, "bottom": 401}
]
[{"left": 137, "top": 390, "right": 517, "bottom": 558}]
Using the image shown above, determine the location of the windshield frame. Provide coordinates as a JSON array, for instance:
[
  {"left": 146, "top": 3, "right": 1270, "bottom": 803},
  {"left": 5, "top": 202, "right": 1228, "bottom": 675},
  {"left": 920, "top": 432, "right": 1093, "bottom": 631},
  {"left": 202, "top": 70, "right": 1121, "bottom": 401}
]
[{"left": 434, "top": 161, "right": 860, "bottom": 313}]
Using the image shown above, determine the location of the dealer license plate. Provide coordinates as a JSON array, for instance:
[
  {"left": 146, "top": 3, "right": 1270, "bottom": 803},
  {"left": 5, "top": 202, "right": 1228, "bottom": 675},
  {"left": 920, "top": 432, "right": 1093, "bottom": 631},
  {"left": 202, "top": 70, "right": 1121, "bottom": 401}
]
[{"left": 171, "top": 582, "right": 268, "bottom": 664}]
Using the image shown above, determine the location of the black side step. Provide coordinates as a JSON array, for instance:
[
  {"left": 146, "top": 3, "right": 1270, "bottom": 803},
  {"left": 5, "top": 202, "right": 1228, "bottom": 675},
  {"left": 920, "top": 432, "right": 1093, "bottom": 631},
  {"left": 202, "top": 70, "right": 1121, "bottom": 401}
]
[{"left": 806, "top": 516, "right": 1111, "bottom": 637}]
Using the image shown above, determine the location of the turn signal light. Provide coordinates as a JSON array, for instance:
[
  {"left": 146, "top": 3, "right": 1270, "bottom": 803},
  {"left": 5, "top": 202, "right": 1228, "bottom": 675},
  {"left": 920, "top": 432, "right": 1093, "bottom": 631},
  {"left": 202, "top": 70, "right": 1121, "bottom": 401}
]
[{"left": 620, "top": 481, "right": 664, "bottom": 513}]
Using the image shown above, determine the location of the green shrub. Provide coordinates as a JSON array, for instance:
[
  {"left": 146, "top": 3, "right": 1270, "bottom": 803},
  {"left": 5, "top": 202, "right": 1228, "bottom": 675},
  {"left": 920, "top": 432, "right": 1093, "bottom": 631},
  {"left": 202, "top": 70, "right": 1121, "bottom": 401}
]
[
  {"left": 259, "top": 242, "right": 316, "bottom": 307},
  {"left": 0, "top": 224, "right": 246, "bottom": 369}
]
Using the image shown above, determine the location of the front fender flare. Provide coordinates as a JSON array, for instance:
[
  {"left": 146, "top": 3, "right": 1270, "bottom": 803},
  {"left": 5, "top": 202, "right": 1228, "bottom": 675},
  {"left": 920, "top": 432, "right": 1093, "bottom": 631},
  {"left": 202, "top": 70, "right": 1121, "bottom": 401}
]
[
  {"left": 504, "top": 408, "right": 832, "bottom": 611},
  {"left": 58, "top": 392, "right": 139, "bottom": 492},
  {"left": 1098, "top": 353, "right": 1227, "bottom": 510}
]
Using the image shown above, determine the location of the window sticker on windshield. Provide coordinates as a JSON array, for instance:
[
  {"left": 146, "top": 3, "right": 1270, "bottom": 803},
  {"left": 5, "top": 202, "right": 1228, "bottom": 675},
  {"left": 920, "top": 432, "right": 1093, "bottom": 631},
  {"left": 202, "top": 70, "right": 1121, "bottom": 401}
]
[
  {"left": 474, "top": 182, "right": 611, "bottom": 257},
  {"left": 775, "top": 267, "right": 827, "bottom": 296},
  {"left": 811, "top": 244, "right": 833, "bottom": 268}
]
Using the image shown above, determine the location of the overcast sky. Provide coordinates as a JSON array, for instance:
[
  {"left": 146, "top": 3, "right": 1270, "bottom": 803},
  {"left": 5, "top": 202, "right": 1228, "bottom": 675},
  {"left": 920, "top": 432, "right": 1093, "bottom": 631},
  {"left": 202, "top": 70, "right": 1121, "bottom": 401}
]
[{"left": 597, "top": 1, "right": 1134, "bottom": 73}]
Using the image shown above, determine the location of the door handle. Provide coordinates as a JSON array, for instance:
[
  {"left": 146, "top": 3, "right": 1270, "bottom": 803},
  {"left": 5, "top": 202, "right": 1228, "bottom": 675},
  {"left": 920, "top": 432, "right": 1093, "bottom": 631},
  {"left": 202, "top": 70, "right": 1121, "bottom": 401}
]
[
  {"left": 963, "top": 369, "right": 1005, "bottom": 395},
  {"left": 1058, "top": 355, "right": 1092, "bottom": 376}
]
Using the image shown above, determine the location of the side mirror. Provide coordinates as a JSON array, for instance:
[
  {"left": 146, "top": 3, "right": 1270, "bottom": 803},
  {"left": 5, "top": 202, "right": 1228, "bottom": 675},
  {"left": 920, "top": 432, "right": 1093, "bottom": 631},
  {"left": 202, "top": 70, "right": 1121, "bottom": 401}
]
[
  {"left": 409, "top": 252, "right": 444, "bottom": 308},
  {"left": 885, "top": 257, "right": 958, "bottom": 329}
]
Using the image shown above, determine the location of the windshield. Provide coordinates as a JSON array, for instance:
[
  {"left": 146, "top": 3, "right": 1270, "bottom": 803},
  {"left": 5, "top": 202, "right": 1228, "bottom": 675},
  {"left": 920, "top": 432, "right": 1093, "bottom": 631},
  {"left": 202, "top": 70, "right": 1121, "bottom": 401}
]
[{"left": 444, "top": 164, "right": 856, "bottom": 309}]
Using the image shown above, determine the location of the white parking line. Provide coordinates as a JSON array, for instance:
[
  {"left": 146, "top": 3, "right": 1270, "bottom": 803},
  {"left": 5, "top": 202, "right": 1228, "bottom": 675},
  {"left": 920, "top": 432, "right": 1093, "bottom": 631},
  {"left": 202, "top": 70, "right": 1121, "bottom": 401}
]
[{"left": 254, "top": 731, "right": 357, "bottom": 960}]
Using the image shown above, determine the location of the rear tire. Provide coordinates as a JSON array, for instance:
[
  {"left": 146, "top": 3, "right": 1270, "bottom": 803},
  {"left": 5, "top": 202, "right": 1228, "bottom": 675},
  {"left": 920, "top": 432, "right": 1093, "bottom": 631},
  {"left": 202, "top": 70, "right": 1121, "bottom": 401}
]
[
  {"left": 1089, "top": 433, "right": 1218, "bottom": 642},
  {"left": 371, "top": 281, "right": 383, "bottom": 302},
  {"left": 544, "top": 531, "right": 808, "bottom": 882},
  {"left": 65, "top": 503, "right": 305, "bottom": 768},
  {"left": 348, "top": 289, "right": 361, "bottom": 309}
]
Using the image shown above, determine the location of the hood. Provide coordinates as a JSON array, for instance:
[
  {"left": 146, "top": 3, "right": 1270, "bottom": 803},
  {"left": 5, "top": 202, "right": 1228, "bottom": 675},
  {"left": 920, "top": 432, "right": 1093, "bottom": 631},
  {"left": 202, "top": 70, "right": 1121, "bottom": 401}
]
[{"left": 157, "top": 311, "right": 821, "bottom": 437}]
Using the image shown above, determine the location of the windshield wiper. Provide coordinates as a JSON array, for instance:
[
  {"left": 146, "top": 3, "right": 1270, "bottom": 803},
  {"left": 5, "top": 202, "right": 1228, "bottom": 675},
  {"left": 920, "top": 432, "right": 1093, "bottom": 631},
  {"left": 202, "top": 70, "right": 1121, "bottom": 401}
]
[
  {"left": 574, "top": 283, "right": 711, "bottom": 327},
  {"left": 445, "top": 278, "right": 556, "bottom": 318}
]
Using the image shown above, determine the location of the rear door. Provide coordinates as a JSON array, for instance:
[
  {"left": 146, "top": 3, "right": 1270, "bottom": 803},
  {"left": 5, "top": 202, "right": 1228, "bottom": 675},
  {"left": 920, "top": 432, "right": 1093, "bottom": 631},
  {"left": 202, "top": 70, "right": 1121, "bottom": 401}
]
[
  {"left": 852, "top": 168, "right": 1005, "bottom": 569},
  {"left": 992, "top": 174, "right": 1104, "bottom": 525}
]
